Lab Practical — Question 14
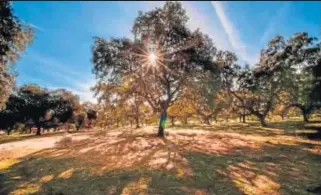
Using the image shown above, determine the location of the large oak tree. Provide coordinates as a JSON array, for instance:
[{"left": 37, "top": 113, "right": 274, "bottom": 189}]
[{"left": 92, "top": 2, "right": 221, "bottom": 136}]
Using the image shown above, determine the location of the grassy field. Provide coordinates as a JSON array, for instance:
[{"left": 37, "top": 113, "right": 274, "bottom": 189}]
[
  {"left": 0, "top": 130, "right": 94, "bottom": 145},
  {"left": 0, "top": 132, "right": 65, "bottom": 145},
  {"left": 0, "top": 120, "right": 320, "bottom": 195}
]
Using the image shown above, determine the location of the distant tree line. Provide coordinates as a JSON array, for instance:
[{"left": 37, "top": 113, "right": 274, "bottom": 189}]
[{"left": 0, "top": 84, "right": 97, "bottom": 135}]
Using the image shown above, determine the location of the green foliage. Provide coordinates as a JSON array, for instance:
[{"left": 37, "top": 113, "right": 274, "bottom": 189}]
[
  {"left": 0, "top": 2, "right": 34, "bottom": 109},
  {"left": 0, "top": 84, "right": 81, "bottom": 135},
  {"left": 92, "top": 2, "right": 222, "bottom": 135},
  {"left": 222, "top": 32, "right": 321, "bottom": 125}
]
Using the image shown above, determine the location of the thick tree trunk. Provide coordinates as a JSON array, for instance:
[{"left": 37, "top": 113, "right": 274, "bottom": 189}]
[
  {"left": 283, "top": 103, "right": 312, "bottom": 123},
  {"left": 258, "top": 115, "right": 267, "bottom": 127},
  {"left": 158, "top": 110, "right": 167, "bottom": 137},
  {"left": 281, "top": 114, "right": 285, "bottom": 120},
  {"left": 36, "top": 125, "right": 41, "bottom": 136},
  {"left": 76, "top": 123, "right": 80, "bottom": 131},
  {"left": 302, "top": 110, "right": 309, "bottom": 123},
  {"left": 184, "top": 115, "right": 188, "bottom": 125},
  {"left": 300, "top": 106, "right": 311, "bottom": 123},
  {"left": 171, "top": 117, "right": 175, "bottom": 126},
  {"left": 214, "top": 116, "right": 218, "bottom": 123},
  {"left": 135, "top": 117, "right": 140, "bottom": 128},
  {"left": 204, "top": 117, "right": 211, "bottom": 125},
  {"left": 242, "top": 115, "right": 246, "bottom": 123}
]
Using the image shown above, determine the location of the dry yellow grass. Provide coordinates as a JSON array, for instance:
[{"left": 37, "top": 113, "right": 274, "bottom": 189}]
[{"left": 0, "top": 120, "right": 320, "bottom": 195}]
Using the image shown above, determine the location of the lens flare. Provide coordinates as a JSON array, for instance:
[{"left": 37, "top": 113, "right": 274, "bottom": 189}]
[{"left": 148, "top": 52, "right": 157, "bottom": 65}]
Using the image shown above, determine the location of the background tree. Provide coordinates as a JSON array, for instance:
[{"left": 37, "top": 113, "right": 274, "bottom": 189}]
[
  {"left": 49, "top": 89, "right": 81, "bottom": 124},
  {"left": 187, "top": 70, "right": 222, "bottom": 125},
  {"left": 0, "top": 84, "right": 81, "bottom": 135},
  {"left": 280, "top": 33, "right": 321, "bottom": 122},
  {"left": 0, "top": 94, "right": 23, "bottom": 135},
  {"left": 17, "top": 84, "right": 51, "bottom": 135},
  {"left": 0, "top": 1, "right": 34, "bottom": 109},
  {"left": 82, "top": 101, "right": 98, "bottom": 128},
  {"left": 222, "top": 33, "right": 318, "bottom": 126}
]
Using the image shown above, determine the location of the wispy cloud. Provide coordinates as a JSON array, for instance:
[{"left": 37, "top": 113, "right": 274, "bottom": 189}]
[
  {"left": 26, "top": 50, "right": 84, "bottom": 78},
  {"left": 182, "top": 2, "right": 231, "bottom": 51},
  {"left": 28, "top": 22, "right": 45, "bottom": 32},
  {"left": 211, "top": 2, "right": 245, "bottom": 53},
  {"left": 23, "top": 50, "right": 97, "bottom": 103},
  {"left": 211, "top": 1, "right": 258, "bottom": 64},
  {"left": 140, "top": 1, "right": 258, "bottom": 64},
  {"left": 138, "top": 2, "right": 231, "bottom": 53}
]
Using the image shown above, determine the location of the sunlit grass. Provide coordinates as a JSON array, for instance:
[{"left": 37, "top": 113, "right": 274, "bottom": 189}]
[
  {"left": 0, "top": 159, "right": 20, "bottom": 170},
  {"left": 0, "top": 120, "right": 320, "bottom": 195},
  {"left": 11, "top": 183, "right": 41, "bottom": 195}
]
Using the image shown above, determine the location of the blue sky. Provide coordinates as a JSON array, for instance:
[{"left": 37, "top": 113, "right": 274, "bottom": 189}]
[{"left": 12, "top": 1, "right": 321, "bottom": 103}]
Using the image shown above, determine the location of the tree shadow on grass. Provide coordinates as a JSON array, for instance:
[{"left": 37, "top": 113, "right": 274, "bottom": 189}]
[
  {"left": 0, "top": 130, "right": 252, "bottom": 195},
  {"left": 183, "top": 141, "right": 321, "bottom": 195},
  {"left": 268, "top": 121, "right": 321, "bottom": 141},
  {"left": 172, "top": 122, "right": 288, "bottom": 138},
  {"left": 1, "top": 127, "right": 321, "bottom": 195},
  {"left": 0, "top": 155, "right": 173, "bottom": 195},
  {"left": 0, "top": 148, "right": 241, "bottom": 195},
  {"left": 172, "top": 120, "right": 321, "bottom": 142}
]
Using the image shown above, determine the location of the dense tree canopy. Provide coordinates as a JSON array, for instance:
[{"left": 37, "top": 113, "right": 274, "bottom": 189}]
[
  {"left": 222, "top": 32, "right": 321, "bottom": 126},
  {"left": 0, "top": 84, "right": 82, "bottom": 135},
  {"left": 0, "top": 1, "right": 34, "bottom": 109},
  {"left": 92, "top": 1, "right": 222, "bottom": 136}
]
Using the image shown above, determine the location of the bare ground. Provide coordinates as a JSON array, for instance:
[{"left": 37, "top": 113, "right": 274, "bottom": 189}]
[{"left": 0, "top": 132, "right": 93, "bottom": 161}]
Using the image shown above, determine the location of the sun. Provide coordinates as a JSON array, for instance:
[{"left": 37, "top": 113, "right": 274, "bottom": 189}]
[{"left": 148, "top": 52, "right": 157, "bottom": 66}]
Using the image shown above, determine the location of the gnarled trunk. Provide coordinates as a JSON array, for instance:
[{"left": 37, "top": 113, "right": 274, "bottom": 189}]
[
  {"left": 302, "top": 110, "right": 310, "bottom": 123},
  {"left": 283, "top": 103, "right": 312, "bottom": 123},
  {"left": 36, "top": 125, "right": 41, "bottom": 136},
  {"left": 6, "top": 128, "right": 11, "bottom": 135},
  {"left": 258, "top": 115, "right": 267, "bottom": 127},
  {"left": 204, "top": 117, "right": 211, "bottom": 125},
  {"left": 214, "top": 116, "right": 218, "bottom": 123},
  {"left": 242, "top": 115, "right": 246, "bottom": 123},
  {"left": 135, "top": 117, "right": 140, "bottom": 128},
  {"left": 184, "top": 115, "right": 188, "bottom": 125},
  {"left": 171, "top": 117, "right": 175, "bottom": 126},
  {"left": 158, "top": 110, "right": 167, "bottom": 137}
]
